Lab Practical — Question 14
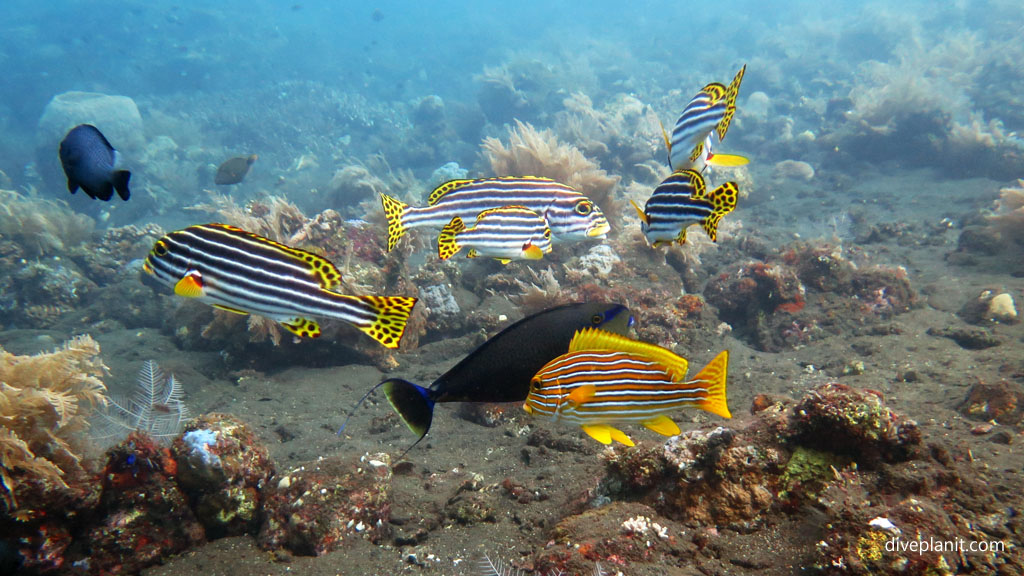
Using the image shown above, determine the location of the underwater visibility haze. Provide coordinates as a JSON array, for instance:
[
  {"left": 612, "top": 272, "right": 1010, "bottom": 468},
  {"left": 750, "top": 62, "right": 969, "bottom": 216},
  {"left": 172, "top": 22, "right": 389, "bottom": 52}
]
[{"left": 0, "top": 0, "right": 1023, "bottom": 574}]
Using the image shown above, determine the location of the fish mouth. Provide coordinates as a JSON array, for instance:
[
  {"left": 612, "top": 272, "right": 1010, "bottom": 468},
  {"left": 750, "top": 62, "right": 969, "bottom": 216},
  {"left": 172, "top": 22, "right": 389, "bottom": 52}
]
[
  {"left": 587, "top": 222, "right": 611, "bottom": 238},
  {"left": 522, "top": 403, "right": 533, "bottom": 414}
]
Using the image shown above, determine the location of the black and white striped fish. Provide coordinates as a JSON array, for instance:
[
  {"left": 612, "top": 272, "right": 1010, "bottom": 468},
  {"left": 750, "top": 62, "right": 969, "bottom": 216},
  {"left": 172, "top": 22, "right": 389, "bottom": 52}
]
[
  {"left": 437, "top": 205, "right": 552, "bottom": 263},
  {"left": 664, "top": 65, "right": 747, "bottom": 171},
  {"left": 522, "top": 328, "right": 729, "bottom": 446},
  {"left": 380, "top": 176, "right": 609, "bottom": 251},
  {"left": 142, "top": 223, "right": 417, "bottom": 348},
  {"left": 630, "top": 169, "right": 739, "bottom": 248}
]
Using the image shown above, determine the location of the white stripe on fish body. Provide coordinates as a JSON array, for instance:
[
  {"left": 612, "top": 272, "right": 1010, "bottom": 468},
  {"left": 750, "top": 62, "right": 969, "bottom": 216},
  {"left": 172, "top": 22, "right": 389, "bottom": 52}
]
[{"left": 669, "top": 94, "right": 727, "bottom": 170}]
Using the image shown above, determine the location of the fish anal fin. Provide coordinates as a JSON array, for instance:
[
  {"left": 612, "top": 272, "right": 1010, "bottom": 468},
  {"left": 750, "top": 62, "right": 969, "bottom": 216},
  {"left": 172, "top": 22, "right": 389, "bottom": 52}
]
[
  {"left": 608, "top": 426, "right": 635, "bottom": 446},
  {"left": 174, "top": 271, "right": 205, "bottom": 298},
  {"left": 569, "top": 328, "right": 689, "bottom": 380},
  {"left": 282, "top": 317, "right": 321, "bottom": 338},
  {"left": 692, "top": 350, "right": 731, "bottom": 419},
  {"left": 567, "top": 384, "right": 596, "bottom": 406},
  {"left": 643, "top": 415, "right": 681, "bottom": 437},
  {"left": 212, "top": 304, "right": 249, "bottom": 315},
  {"left": 437, "top": 216, "right": 465, "bottom": 260},
  {"left": 675, "top": 227, "right": 690, "bottom": 245},
  {"left": 380, "top": 192, "right": 411, "bottom": 252}
]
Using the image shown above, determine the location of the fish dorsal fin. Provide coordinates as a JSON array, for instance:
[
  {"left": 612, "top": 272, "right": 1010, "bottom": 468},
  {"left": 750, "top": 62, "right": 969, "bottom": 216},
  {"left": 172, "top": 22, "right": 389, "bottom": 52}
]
[
  {"left": 718, "top": 64, "right": 746, "bottom": 142},
  {"left": 208, "top": 223, "right": 343, "bottom": 289},
  {"left": 701, "top": 182, "right": 739, "bottom": 242},
  {"left": 678, "top": 169, "right": 707, "bottom": 199},
  {"left": 701, "top": 82, "right": 728, "bottom": 104},
  {"left": 427, "top": 179, "right": 476, "bottom": 205},
  {"left": 629, "top": 199, "right": 649, "bottom": 225},
  {"left": 569, "top": 328, "right": 689, "bottom": 380}
]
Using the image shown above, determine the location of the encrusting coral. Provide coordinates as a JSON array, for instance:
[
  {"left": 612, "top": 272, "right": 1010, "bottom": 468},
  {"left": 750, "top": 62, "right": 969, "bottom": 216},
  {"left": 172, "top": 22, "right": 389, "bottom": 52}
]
[
  {"left": 0, "top": 335, "right": 106, "bottom": 511},
  {"left": 482, "top": 119, "right": 621, "bottom": 218}
]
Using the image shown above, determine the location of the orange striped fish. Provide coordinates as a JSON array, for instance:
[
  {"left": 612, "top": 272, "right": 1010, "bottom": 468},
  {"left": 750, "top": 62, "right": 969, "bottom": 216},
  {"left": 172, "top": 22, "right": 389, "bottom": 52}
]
[{"left": 522, "top": 328, "right": 729, "bottom": 446}]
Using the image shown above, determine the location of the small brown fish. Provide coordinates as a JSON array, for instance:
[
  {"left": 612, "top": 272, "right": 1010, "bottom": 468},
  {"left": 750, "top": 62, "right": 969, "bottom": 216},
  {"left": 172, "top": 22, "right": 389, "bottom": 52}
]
[{"left": 214, "top": 154, "right": 258, "bottom": 185}]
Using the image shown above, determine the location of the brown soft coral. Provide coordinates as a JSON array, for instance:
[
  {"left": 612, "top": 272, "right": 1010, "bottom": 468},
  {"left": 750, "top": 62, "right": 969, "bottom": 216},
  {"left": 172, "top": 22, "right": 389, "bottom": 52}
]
[
  {"left": 987, "top": 179, "right": 1024, "bottom": 245},
  {"left": 482, "top": 119, "right": 622, "bottom": 219},
  {"left": 0, "top": 335, "right": 107, "bottom": 511}
]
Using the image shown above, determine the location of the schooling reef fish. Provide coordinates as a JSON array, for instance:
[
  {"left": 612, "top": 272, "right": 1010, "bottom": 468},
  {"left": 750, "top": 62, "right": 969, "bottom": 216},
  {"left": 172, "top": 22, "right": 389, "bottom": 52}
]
[
  {"left": 341, "top": 302, "right": 634, "bottom": 451},
  {"left": 437, "top": 205, "right": 553, "bottom": 263},
  {"left": 142, "top": 223, "right": 417, "bottom": 348},
  {"left": 631, "top": 168, "right": 739, "bottom": 247},
  {"left": 664, "top": 65, "right": 747, "bottom": 171},
  {"left": 215, "top": 154, "right": 258, "bottom": 185},
  {"left": 58, "top": 124, "right": 131, "bottom": 201},
  {"left": 523, "top": 328, "right": 730, "bottom": 446},
  {"left": 380, "top": 176, "right": 610, "bottom": 251}
]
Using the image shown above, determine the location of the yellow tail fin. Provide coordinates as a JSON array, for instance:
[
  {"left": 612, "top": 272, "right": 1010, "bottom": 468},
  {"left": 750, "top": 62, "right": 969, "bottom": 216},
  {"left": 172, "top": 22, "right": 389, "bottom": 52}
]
[
  {"left": 692, "top": 350, "right": 730, "bottom": 419},
  {"left": 717, "top": 64, "right": 746, "bottom": 142},
  {"left": 437, "top": 216, "right": 465, "bottom": 260},
  {"left": 341, "top": 294, "right": 418, "bottom": 349},
  {"left": 701, "top": 182, "right": 739, "bottom": 242},
  {"left": 380, "top": 193, "right": 410, "bottom": 252}
]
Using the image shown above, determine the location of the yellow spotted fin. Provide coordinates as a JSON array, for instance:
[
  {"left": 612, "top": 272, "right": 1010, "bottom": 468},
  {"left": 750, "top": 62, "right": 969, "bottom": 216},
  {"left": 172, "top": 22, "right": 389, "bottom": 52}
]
[
  {"left": 717, "top": 64, "right": 746, "bottom": 142},
  {"left": 582, "top": 424, "right": 635, "bottom": 446},
  {"left": 380, "top": 192, "right": 411, "bottom": 252},
  {"left": 282, "top": 317, "right": 322, "bottom": 338},
  {"left": 690, "top": 350, "right": 730, "bottom": 419},
  {"left": 569, "top": 327, "right": 689, "bottom": 380},
  {"left": 437, "top": 216, "right": 466, "bottom": 260},
  {"left": 334, "top": 294, "right": 418, "bottom": 349},
  {"left": 702, "top": 181, "right": 739, "bottom": 242},
  {"left": 427, "top": 178, "right": 476, "bottom": 205}
]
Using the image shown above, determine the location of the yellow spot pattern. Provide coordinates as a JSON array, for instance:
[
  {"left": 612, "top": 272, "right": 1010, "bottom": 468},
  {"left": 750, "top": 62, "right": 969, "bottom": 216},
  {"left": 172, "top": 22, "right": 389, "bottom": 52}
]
[
  {"left": 718, "top": 64, "right": 746, "bottom": 142},
  {"left": 702, "top": 182, "right": 740, "bottom": 242},
  {"left": 283, "top": 317, "right": 322, "bottom": 338},
  {"left": 437, "top": 217, "right": 465, "bottom": 260},
  {"left": 349, "top": 295, "right": 418, "bottom": 349},
  {"left": 380, "top": 193, "right": 410, "bottom": 252}
]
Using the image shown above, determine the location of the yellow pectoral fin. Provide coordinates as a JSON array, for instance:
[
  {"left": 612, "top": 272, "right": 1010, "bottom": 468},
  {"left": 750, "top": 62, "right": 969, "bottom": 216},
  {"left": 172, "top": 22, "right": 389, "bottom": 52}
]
[
  {"left": 494, "top": 258, "right": 512, "bottom": 265},
  {"left": 174, "top": 272, "right": 204, "bottom": 298},
  {"left": 567, "top": 384, "right": 596, "bottom": 406},
  {"left": 212, "top": 304, "right": 249, "bottom": 315},
  {"left": 521, "top": 244, "right": 544, "bottom": 260},
  {"left": 282, "top": 317, "right": 321, "bottom": 339},
  {"left": 643, "top": 415, "right": 681, "bottom": 437}
]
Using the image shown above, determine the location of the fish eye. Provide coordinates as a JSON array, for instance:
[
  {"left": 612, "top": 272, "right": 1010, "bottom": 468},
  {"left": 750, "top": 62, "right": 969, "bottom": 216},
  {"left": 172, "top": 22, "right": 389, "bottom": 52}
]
[
  {"left": 543, "top": 229, "right": 551, "bottom": 240},
  {"left": 529, "top": 378, "right": 540, "bottom": 392},
  {"left": 153, "top": 241, "right": 168, "bottom": 256},
  {"left": 591, "top": 313, "right": 604, "bottom": 325},
  {"left": 574, "top": 200, "right": 593, "bottom": 216}
]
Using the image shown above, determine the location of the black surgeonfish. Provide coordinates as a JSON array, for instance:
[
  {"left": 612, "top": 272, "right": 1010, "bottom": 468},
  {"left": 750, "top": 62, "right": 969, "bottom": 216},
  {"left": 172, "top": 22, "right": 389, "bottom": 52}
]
[
  {"left": 341, "top": 302, "right": 634, "bottom": 453},
  {"left": 58, "top": 124, "right": 131, "bottom": 201}
]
